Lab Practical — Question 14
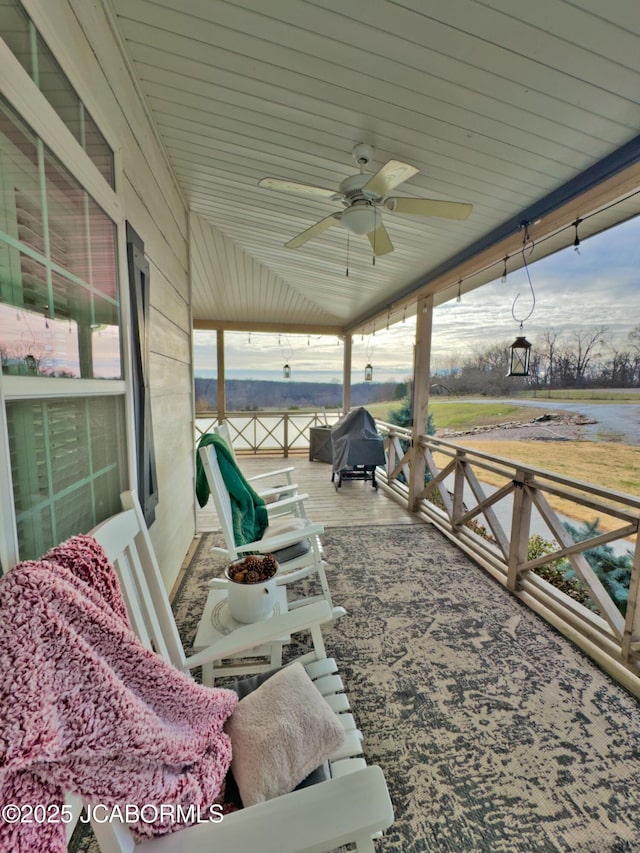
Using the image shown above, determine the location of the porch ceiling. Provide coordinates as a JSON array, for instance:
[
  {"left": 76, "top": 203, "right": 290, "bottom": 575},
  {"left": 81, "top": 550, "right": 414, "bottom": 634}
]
[{"left": 108, "top": 0, "right": 640, "bottom": 334}]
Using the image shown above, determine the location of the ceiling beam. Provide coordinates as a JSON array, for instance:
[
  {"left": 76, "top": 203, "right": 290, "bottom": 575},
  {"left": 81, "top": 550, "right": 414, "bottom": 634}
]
[{"left": 193, "top": 319, "right": 345, "bottom": 336}]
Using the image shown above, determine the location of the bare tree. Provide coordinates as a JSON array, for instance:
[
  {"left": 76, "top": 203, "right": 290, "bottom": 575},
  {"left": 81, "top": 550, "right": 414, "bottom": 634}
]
[
  {"left": 569, "top": 327, "right": 608, "bottom": 386},
  {"left": 451, "top": 342, "right": 522, "bottom": 396},
  {"left": 541, "top": 330, "right": 561, "bottom": 387},
  {"left": 628, "top": 326, "right": 640, "bottom": 386}
]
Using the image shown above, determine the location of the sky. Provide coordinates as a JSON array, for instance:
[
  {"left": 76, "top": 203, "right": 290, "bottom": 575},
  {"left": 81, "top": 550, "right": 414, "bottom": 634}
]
[{"left": 193, "top": 216, "right": 640, "bottom": 383}]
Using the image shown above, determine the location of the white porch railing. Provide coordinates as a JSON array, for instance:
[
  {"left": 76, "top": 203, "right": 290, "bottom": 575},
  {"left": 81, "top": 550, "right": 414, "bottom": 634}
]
[
  {"left": 195, "top": 410, "right": 340, "bottom": 456},
  {"left": 376, "top": 420, "right": 640, "bottom": 696}
]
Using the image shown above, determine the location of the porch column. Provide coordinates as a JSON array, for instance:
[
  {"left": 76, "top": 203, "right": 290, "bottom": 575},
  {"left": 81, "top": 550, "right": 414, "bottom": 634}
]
[
  {"left": 409, "top": 295, "right": 433, "bottom": 512},
  {"left": 216, "top": 329, "right": 225, "bottom": 423},
  {"left": 342, "top": 333, "right": 352, "bottom": 415}
]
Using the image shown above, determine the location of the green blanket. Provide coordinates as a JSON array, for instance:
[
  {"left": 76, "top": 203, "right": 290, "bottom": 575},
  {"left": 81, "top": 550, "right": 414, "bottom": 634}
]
[{"left": 196, "top": 433, "right": 268, "bottom": 546}]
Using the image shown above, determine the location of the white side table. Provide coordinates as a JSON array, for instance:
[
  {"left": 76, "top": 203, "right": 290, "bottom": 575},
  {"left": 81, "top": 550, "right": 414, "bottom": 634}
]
[{"left": 193, "top": 586, "right": 290, "bottom": 686}]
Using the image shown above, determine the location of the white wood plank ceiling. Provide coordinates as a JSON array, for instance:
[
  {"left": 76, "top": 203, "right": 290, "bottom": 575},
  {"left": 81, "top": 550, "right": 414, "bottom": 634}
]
[{"left": 108, "top": 0, "right": 640, "bottom": 334}]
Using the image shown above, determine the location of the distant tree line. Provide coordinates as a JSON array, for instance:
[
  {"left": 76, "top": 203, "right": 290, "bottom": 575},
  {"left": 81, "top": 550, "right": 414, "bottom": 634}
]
[
  {"left": 529, "top": 326, "right": 640, "bottom": 389},
  {"left": 194, "top": 378, "right": 402, "bottom": 412},
  {"left": 439, "top": 325, "right": 640, "bottom": 396}
]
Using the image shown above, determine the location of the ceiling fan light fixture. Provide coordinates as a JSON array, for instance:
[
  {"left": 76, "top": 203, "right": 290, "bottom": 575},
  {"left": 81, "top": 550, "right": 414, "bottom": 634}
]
[
  {"left": 339, "top": 203, "right": 378, "bottom": 235},
  {"left": 259, "top": 144, "right": 472, "bottom": 251}
]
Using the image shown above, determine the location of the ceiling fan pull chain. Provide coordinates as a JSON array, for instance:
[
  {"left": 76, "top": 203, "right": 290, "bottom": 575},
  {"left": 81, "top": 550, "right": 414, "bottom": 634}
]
[{"left": 346, "top": 233, "right": 350, "bottom": 277}]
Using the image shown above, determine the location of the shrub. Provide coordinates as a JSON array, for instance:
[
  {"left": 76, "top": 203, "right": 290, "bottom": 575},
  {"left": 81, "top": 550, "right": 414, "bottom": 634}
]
[
  {"left": 562, "top": 520, "right": 633, "bottom": 615},
  {"left": 387, "top": 398, "right": 435, "bottom": 435},
  {"left": 386, "top": 398, "right": 435, "bottom": 488},
  {"left": 527, "top": 534, "right": 591, "bottom": 607}
]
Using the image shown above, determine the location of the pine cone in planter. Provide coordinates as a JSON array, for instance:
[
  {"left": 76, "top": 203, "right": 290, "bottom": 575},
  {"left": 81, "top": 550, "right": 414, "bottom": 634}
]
[{"left": 228, "top": 554, "right": 278, "bottom": 583}]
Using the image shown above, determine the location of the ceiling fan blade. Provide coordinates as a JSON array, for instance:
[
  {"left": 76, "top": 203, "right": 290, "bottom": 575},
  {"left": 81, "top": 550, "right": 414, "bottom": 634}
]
[
  {"left": 362, "top": 160, "right": 419, "bottom": 197},
  {"left": 385, "top": 197, "right": 473, "bottom": 220},
  {"left": 258, "top": 177, "right": 337, "bottom": 200},
  {"left": 367, "top": 223, "right": 394, "bottom": 256},
  {"left": 285, "top": 213, "right": 340, "bottom": 249}
]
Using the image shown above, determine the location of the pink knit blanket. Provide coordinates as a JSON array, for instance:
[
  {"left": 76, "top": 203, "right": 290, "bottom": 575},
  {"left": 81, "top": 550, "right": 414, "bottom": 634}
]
[{"left": 0, "top": 535, "right": 238, "bottom": 853}]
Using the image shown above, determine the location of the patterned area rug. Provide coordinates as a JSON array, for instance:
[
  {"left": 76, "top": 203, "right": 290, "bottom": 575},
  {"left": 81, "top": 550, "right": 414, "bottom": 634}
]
[{"left": 175, "top": 524, "right": 640, "bottom": 853}]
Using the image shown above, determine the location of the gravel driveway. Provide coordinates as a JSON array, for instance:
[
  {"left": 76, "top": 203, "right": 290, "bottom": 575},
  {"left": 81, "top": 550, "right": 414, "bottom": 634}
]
[{"left": 442, "top": 400, "right": 640, "bottom": 445}]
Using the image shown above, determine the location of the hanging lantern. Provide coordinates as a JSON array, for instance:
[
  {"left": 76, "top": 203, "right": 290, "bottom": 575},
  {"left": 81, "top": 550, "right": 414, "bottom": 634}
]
[
  {"left": 283, "top": 363, "right": 291, "bottom": 379},
  {"left": 364, "top": 363, "right": 373, "bottom": 381},
  {"left": 507, "top": 336, "right": 531, "bottom": 377}
]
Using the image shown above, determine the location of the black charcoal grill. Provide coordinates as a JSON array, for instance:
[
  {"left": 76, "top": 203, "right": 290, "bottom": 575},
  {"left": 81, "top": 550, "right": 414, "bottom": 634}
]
[{"left": 330, "top": 407, "right": 386, "bottom": 490}]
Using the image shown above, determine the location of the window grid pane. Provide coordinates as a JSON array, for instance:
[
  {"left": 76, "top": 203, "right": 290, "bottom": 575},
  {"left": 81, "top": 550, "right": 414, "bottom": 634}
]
[{"left": 7, "top": 396, "right": 127, "bottom": 560}]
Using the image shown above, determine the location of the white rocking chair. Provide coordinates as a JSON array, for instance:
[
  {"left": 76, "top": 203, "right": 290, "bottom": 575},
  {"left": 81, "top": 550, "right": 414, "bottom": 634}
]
[
  {"left": 79, "top": 490, "right": 394, "bottom": 853},
  {"left": 198, "top": 443, "right": 339, "bottom": 619}
]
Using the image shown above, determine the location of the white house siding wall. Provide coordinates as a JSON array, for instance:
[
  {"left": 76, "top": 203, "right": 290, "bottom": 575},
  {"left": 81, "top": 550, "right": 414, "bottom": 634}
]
[{"left": 22, "top": 0, "right": 196, "bottom": 589}]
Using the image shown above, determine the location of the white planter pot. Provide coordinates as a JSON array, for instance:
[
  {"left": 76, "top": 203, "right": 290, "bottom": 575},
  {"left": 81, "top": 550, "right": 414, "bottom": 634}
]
[{"left": 225, "top": 563, "right": 277, "bottom": 623}]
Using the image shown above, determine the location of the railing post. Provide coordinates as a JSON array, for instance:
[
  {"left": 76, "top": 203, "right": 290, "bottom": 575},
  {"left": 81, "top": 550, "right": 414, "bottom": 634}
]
[
  {"left": 283, "top": 414, "right": 289, "bottom": 458},
  {"left": 622, "top": 527, "right": 640, "bottom": 661},
  {"left": 452, "top": 450, "right": 466, "bottom": 529},
  {"left": 507, "top": 470, "right": 533, "bottom": 591},
  {"left": 386, "top": 429, "right": 395, "bottom": 478}
]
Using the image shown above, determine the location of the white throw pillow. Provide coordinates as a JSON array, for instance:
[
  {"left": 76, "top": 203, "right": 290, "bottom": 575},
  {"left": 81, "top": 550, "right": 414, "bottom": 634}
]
[{"left": 224, "top": 662, "right": 345, "bottom": 806}]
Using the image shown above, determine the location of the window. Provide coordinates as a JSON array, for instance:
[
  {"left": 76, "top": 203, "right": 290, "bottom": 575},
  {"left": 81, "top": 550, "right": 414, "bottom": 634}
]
[{"left": 0, "top": 88, "right": 127, "bottom": 565}]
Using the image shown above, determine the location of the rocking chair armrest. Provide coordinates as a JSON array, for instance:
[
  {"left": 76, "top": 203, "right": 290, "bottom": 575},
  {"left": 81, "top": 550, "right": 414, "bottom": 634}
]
[
  {"left": 135, "top": 766, "right": 394, "bottom": 853},
  {"left": 247, "top": 466, "right": 295, "bottom": 483},
  {"left": 234, "top": 522, "right": 324, "bottom": 554},
  {"left": 256, "top": 483, "right": 300, "bottom": 499},
  {"left": 182, "top": 601, "right": 332, "bottom": 669},
  {"left": 264, "top": 493, "right": 310, "bottom": 515}
]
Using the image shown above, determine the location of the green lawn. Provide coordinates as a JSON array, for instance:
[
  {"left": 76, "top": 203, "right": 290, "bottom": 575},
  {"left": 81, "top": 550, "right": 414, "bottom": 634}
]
[
  {"left": 368, "top": 399, "right": 537, "bottom": 430},
  {"left": 429, "top": 401, "right": 536, "bottom": 429}
]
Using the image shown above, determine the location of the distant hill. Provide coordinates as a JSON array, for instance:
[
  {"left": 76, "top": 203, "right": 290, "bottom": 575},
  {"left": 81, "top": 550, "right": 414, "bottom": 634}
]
[{"left": 194, "top": 378, "right": 405, "bottom": 411}]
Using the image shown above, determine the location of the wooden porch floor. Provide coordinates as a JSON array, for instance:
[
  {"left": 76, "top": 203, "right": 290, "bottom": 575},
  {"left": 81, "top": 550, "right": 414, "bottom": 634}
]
[{"left": 196, "top": 453, "right": 419, "bottom": 532}]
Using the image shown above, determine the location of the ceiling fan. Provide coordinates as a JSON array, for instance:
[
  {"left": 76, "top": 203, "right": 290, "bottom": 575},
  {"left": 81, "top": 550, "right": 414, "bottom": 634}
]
[{"left": 258, "top": 143, "right": 472, "bottom": 256}]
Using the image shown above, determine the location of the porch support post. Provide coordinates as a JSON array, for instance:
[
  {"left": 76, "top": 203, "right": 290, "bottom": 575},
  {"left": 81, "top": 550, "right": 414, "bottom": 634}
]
[
  {"left": 216, "top": 329, "right": 225, "bottom": 423},
  {"left": 342, "top": 333, "right": 352, "bottom": 415},
  {"left": 409, "top": 295, "right": 433, "bottom": 512}
]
